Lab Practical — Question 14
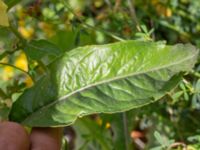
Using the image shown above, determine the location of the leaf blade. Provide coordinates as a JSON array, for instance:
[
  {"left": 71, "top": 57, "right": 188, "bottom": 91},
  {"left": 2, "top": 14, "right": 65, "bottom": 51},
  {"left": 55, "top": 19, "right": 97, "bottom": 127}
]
[
  {"left": 24, "top": 39, "right": 62, "bottom": 61},
  {"left": 9, "top": 40, "right": 199, "bottom": 127}
]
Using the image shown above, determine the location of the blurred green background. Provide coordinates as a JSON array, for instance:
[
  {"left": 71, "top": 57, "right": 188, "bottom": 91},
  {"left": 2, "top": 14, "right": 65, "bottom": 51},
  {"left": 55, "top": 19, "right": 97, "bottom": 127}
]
[{"left": 0, "top": 0, "right": 200, "bottom": 149}]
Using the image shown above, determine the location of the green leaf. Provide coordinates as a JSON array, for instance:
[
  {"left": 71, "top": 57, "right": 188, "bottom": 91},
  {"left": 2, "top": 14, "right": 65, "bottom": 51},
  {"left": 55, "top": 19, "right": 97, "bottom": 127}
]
[
  {"left": 73, "top": 118, "right": 112, "bottom": 150},
  {"left": 150, "top": 146, "right": 163, "bottom": 150},
  {"left": 0, "top": 106, "right": 10, "bottom": 121},
  {"left": 9, "top": 40, "right": 199, "bottom": 127},
  {"left": 195, "top": 79, "right": 200, "bottom": 92},
  {"left": 0, "top": 0, "right": 9, "bottom": 27},
  {"left": 171, "top": 91, "right": 184, "bottom": 103},
  {"left": 0, "top": 51, "right": 7, "bottom": 61},
  {"left": 24, "top": 39, "right": 62, "bottom": 61},
  {"left": 110, "top": 113, "right": 132, "bottom": 150},
  {"left": 50, "top": 30, "right": 76, "bottom": 52},
  {"left": 153, "top": 131, "right": 175, "bottom": 149},
  {"left": 154, "top": 131, "right": 164, "bottom": 145}
]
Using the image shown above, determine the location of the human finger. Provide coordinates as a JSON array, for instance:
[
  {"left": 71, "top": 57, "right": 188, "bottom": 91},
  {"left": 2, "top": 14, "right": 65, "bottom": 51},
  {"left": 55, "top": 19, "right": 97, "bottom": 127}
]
[
  {"left": 30, "top": 127, "right": 63, "bottom": 150},
  {"left": 0, "top": 121, "right": 30, "bottom": 150}
]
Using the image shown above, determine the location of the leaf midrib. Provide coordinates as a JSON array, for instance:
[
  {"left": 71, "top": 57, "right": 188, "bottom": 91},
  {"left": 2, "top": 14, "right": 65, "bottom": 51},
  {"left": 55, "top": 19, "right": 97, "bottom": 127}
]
[{"left": 22, "top": 49, "right": 198, "bottom": 123}]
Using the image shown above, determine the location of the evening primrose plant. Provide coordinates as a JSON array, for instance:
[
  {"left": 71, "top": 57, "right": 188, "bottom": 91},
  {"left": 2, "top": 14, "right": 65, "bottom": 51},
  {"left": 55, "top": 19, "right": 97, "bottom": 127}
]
[
  {"left": 0, "top": 0, "right": 199, "bottom": 129},
  {"left": 1, "top": 0, "right": 200, "bottom": 150}
]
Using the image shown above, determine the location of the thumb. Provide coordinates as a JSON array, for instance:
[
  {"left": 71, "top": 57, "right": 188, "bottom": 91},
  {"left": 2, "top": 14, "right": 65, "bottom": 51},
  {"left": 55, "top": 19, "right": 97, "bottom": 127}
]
[
  {"left": 30, "top": 127, "right": 63, "bottom": 150},
  {"left": 0, "top": 121, "right": 30, "bottom": 150}
]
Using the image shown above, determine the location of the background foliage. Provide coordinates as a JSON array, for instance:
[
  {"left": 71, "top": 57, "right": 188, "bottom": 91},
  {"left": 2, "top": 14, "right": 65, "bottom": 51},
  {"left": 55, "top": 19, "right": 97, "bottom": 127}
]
[{"left": 0, "top": 0, "right": 200, "bottom": 149}]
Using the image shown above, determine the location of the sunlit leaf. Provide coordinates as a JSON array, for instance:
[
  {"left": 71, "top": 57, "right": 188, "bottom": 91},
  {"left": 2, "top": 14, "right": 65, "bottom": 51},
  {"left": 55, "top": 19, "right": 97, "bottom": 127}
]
[{"left": 9, "top": 40, "right": 199, "bottom": 127}]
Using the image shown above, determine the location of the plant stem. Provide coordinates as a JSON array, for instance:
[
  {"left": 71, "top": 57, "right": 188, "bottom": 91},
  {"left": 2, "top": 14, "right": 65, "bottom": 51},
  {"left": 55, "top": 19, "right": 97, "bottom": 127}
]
[
  {"left": 126, "top": 0, "right": 141, "bottom": 32},
  {"left": 167, "top": 142, "right": 187, "bottom": 150},
  {"left": 82, "top": 23, "right": 125, "bottom": 41},
  {"left": 0, "top": 62, "right": 34, "bottom": 81},
  {"left": 62, "top": 0, "right": 124, "bottom": 41},
  {"left": 122, "top": 112, "right": 129, "bottom": 150},
  {"left": 0, "top": 49, "right": 21, "bottom": 61},
  {"left": 9, "top": 23, "right": 26, "bottom": 46},
  {"left": 0, "top": 51, "right": 7, "bottom": 60},
  {"left": 193, "top": 72, "right": 200, "bottom": 78},
  {"left": 0, "top": 88, "right": 7, "bottom": 99},
  {"left": 104, "top": 0, "right": 112, "bottom": 8},
  {"left": 38, "top": 60, "right": 49, "bottom": 74},
  {"left": 150, "top": 19, "right": 156, "bottom": 40},
  {"left": 114, "top": 0, "right": 121, "bottom": 12}
]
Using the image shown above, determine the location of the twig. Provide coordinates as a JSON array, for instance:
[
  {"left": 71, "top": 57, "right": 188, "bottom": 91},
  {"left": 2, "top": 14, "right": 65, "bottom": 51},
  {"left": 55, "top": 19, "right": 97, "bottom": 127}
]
[
  {"left": 192, "top": 72, "right": 200, "bottom": 78},
  {"left": 150, "top": 19, "right": 155, "bottom": 40},
  {"left": 37, "top": 60, "right": 50, "bottom": 74},
  {"left": 159, "top": 21, "right": 190, "bottom": 39},
  {"left": 0, "top": 51, "right": 7, "bottom": 60},
  {"left": 0, "top": 62, "right": 34, "bottom": 81},
  {"left": 62, "top": 0, "right": 124, "bottom": 41},
  {"left": 82, "top": 23, "right": 124, "bottom": 41},
  {"left": 9, "top": 23, "right": 26, "bottom": 46},
  {"left": 114, "top": 0, "right": 121, "bottom": 12},
  {"left": 122, "top": 112, "right": 129, "bottom": 150},
  {"left": 126, "top": 0, "right": 141, "bottom": 32},
  {"left": 0, "top": 49, "right": 21, "bottom": 61},
  {"left": 0, "top": 88, "right": 7, "bottom": 99},
  {"left": 167, "top": 142, "right": 187, "bottom": 150},
  {"left": 134, "top": 138, "right": 145, "bottom": 150},
  {"left": 104, "top": 0, "right": 112, "bottom": 8}
]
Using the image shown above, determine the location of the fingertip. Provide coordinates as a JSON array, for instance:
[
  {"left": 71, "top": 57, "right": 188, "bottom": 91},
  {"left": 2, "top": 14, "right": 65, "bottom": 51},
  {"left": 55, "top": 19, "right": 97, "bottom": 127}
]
[
  {"left": 0, "top": 121, "right": 30, "bottom": 150},
  {"left": 30, "top": 127, "right": 63, "bottom": 150}
]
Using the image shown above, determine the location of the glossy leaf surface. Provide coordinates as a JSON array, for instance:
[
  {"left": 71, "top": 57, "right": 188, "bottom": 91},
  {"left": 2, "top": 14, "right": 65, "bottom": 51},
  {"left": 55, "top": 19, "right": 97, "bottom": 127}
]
[{"left": 9, "top": 40, "right": 198, "bottom": 127}]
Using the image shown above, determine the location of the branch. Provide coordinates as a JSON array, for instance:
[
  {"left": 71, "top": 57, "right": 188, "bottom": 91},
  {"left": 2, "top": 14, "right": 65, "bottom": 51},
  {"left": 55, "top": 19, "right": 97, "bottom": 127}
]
[
  {"left": 126, "top": 0, "right": 141, "bottom": 31},
  {"left": 122, "top": 112, "right": 129, "bottom": 150},
  {"left": 167, "top": 142, "right": 187, "bottom": 150},
  {"left": 9, "top": 22, "right": 26, "bottom": 46},
  {"left": 104, "top": 0, "right": 112, "bottom": 8},
  {"left": 62, "top": 0, "right": 124, "bottom": 41},
  {"left": 0, "top": 88, "right": 7, "bottom": 99},
  {"left": 0, "top": 62, "right": 34, "bottom": 81},
  {"left": 114, "top": 0, "right": 121, "bottom": 12}
]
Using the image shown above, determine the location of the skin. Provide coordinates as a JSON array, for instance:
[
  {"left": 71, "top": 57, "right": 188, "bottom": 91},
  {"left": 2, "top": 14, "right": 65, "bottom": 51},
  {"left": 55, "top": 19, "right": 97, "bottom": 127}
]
[
  {"left": 0, "top": 121, "right": 63, "bottom": 150},
  {"left": 30, "top": 127, "right": 63, "bottom": 150},
  {"left": 0, "top": 121, "right": 30, "bottom": 150}
]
